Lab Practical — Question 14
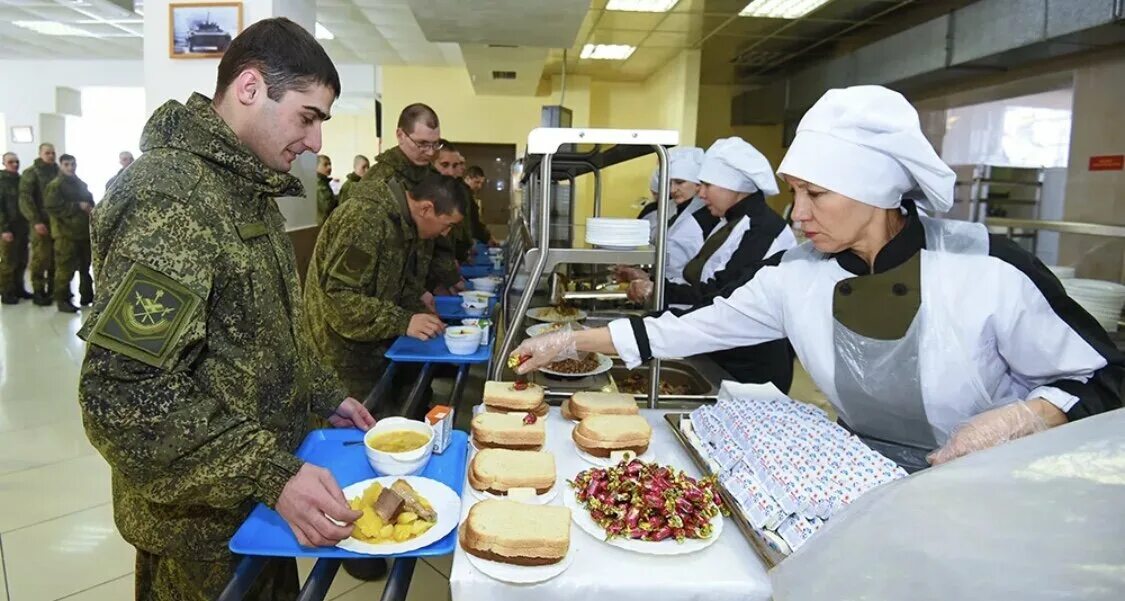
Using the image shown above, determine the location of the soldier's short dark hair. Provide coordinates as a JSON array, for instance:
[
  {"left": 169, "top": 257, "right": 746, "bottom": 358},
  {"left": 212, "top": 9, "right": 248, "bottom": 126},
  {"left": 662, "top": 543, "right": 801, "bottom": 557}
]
[
  {"left": 39, "top": 143, "right": 54, "bottom": 152},
  {"left": 317, "top": 155, "right": 330, "bottom": 165},
  {"left": 214, "top": 18, "right": 341, "bottom": 103},
  {"left": 354, "top": 155, "right": 369, "bottom": 167},
  {"left": 60, "top": 154, "right": 76, "bottom": 163},
  {"left": 398, "top": 103, "right": 439, "bottom": 134},
  {"left": 410, "top": 173, "right": 468, "bottom": 217},
  {"left": 465, "top": 165, "right": 485, "bottom": 179},
  {"left": 437, "top": 139, "right": 457, "bottom": 154}
]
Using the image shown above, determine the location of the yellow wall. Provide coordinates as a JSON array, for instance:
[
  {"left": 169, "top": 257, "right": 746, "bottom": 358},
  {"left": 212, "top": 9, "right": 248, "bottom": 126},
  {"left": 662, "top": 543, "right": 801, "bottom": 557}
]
[{"left": 321, "top": 111, "right": 379, "bottom": 181}]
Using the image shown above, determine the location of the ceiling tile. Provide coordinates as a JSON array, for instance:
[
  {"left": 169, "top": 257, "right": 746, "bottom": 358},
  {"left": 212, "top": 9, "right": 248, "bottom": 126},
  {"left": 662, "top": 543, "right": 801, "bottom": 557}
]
[
  {"left": 655, "top": 11, "right": 707, "bottom": 33},
  {"left": 587, "top": 28, "right": 648, "bottom": 46},
  {"left": 595, "top": 10, "right": 665, "bottom": 31},
  {"left": 641, "top": 30, "right": 693, "bottom": 47}
]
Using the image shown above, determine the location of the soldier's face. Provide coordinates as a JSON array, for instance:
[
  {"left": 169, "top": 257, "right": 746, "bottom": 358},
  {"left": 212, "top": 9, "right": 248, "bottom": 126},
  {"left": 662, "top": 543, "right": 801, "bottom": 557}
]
[
  {"left": 434, "top": 150, "right": 460, "bottom": 177},
  {"left": 397, "top": 123, "right": 441, "bottom": 166},
  {"left": 466, "top": 176, "right": 484, "bottom": 192},
  {"left": 120, "top": 153, "right": 134, "bottom": 168},
  {"left": 248, "top": 83, "right": 335, "bottom": 172},
  {"left": 414, "top": 201, "right": 463, "bottom": 239},
  {"left": 2, "top": 155, "right": 17, "bottom": 173},
  {"left": 355, "top": 161, "right": 369, "bottom": 177},
  {"left": 60, "top": 159, "right": 76, "bottom": 176},
  {"left": 317, "top": 159, "right": 332, "bottom": 176},
  {"left": 452, "top": 153, "right": 466, "bottom": 178},
  {"left": 40, "top": 146, "right": 56, "bottom": 164}
]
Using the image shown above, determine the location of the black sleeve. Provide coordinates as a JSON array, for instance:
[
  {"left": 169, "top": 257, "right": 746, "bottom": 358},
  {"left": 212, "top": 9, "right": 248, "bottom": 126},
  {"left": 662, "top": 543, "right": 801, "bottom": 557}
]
[
  {"left": 989, "top": 235, "right": 1124, "bottom": 419},
  {"left": 664, "top": 280, "right": 702, "bottom": 306}
]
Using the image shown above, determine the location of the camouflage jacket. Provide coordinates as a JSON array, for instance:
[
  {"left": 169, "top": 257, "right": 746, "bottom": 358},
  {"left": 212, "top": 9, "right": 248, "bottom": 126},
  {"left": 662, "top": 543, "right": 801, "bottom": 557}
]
[
  {"left": 365, "top": 147, "right": 461, "bottom": 289},
  {"left": 303, "top": 178, "right": 431, "bottom": 374},
  {"left": 0, "top": 170, "right": 24, "bottom": 233},
  {"left": 78, "top": 93, "right": 346, "bottom": 560},
  {"left": 469, "top": 194, "right": 493, "bottom": 244},
  {"left": 44, "top": 174, "right": 93, "bottom": 240},
  {"left": 338, "top": 171, "right": 361, "bottom": 205},
  {"left": 316, "top": 173, "right": 337, "bottom": 225},
  {"left": 19, "top": 158, "right": 59, "bottom": 226}
]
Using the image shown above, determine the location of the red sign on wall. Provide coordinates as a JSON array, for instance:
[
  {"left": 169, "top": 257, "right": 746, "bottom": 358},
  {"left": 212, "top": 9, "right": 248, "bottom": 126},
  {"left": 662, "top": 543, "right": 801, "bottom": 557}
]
[{"left": 1089, "top": 155, "right": 1124, "bottom": 171}]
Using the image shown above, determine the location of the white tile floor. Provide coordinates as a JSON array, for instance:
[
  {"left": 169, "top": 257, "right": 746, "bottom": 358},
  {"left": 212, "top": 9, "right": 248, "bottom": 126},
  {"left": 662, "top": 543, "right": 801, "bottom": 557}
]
[{"left": 0, "top": 300, "right": 454, "bottom": 601}]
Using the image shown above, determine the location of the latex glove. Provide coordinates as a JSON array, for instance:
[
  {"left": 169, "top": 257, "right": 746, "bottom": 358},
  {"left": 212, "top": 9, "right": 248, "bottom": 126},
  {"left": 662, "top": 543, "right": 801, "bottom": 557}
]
[
  {"left": 627, "top": 279, "right": 653, "bottom": 303},
  {"left": 613, "top": 265, "right": 648, "bottom": 283},
  {"left": 328, "top": 397, "right": 376, "bottom": 431},
  {"left": 510, "top": 330, "right": 579, "bottom": 375},
  {"left": 927, "top": 400, "right": 1050, "bottom": 465}
]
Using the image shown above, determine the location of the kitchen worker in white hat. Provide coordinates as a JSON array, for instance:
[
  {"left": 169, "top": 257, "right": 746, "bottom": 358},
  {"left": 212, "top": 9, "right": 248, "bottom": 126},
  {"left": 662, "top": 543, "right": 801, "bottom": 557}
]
[{"left": 514, "top": 85, "right": 1123, "bottom": 472}]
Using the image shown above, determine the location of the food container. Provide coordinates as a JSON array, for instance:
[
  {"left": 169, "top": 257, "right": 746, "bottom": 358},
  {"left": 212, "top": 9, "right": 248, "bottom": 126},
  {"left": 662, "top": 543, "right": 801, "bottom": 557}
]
[
  {"left": 461, "top": 318, "right": 491, "bottom": 344},
  {"left": 363, "top": 417, "right": 434, "bottom": 476},
  {"left": 488, "top": 247, "right": 503, "bottom": 256},
  {"left": 470, "top": 276, "right": 501, "bottom": 292},
  {"left": 490, "top": 256, "right": 503, "bottom": 270},
  {"left": 461, "top": 300, "right": 488, "bottom": 317},
  {"left": 426, "top": 405, "right": 454, "bottom": 454},
  {"left": 444, "top": 325, "right": 483, "bottom": 354}
]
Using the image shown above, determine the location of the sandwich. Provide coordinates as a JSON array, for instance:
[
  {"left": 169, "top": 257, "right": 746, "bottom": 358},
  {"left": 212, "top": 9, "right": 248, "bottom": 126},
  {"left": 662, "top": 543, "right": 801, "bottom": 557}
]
[
  {"left": 561, "top": 391, "right": 640, "bottom": 421},
  {"left": 459, "top": 500, "right": 571, "bottom": 566},
  {"left": 483, "top": 380, "right": 549, "bottom": 417},
  {"left": 468, "top": 449, "right": 556, "bottom": 496},
  {"left": 572, "top": 414, "right": 652, "bottom": 457},
  {"left": 471, "top": 412, "right": 546, "bottom": 451}
]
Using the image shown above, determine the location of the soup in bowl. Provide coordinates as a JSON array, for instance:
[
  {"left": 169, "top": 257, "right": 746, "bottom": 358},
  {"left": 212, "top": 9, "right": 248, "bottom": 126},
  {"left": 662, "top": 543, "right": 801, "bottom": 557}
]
[{"left": 363, "top": 417, "right": 434, "bottom": 476}]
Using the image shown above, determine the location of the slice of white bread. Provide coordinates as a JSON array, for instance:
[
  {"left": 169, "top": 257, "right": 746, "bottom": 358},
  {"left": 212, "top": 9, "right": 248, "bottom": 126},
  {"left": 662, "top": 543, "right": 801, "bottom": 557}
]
[
  {"left": 565, "top": 391, "right": 639, "bottom": 421},
  {"left": 572, "top": 414, "right": 652, "bottom": 457},
  {"left": 483, "top": 381, "right": 545, "bottom": 412},
  {"left": 468, "top": 449, "right": 556, "bottom": 495},
  {"left": 484, "top": 401, "right": 549, "bottom": 417},
  {"left": 471, "top": 412, "right": 546, "bottom": 451},
  {"left": 459, "top": 500, "right": 570, "bottom": 566}
]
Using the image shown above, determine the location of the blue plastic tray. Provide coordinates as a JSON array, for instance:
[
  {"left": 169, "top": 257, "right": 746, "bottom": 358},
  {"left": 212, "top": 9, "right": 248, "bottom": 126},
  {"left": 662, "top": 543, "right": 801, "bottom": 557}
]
[
  {"left": 434, "top": 296, "right": 496, "bottom": 321},
  {"left": 460, "top": 265, "right": 503, "bottom": 279},
  {"left": 229, "top": 429, "right": 469, "bottom": 559},
  {"left": 385, "top": 335, "right": 492, "bottom": 364}
]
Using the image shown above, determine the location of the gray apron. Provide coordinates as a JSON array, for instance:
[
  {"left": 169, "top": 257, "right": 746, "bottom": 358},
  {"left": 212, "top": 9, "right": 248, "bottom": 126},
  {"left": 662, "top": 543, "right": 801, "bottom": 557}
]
[{"left": 832, "top": 252, "right": 936, "bottom": 472}]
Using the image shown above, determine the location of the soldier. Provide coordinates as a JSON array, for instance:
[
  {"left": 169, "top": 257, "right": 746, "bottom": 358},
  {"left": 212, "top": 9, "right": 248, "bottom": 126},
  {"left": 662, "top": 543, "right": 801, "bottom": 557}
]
[
  {"left": 19, "top": 142, "right": 59, "bottom": 305},
  {"left": 463, "top": 165, "right": 497, "bottom": 246},
  {"left": 106, "top": 150, "right": 135, "bottom": 192},
  {"left": 315, "top": 154, "right": 337, "bottom": 224},
  {"left": 77, "top": 18, "right": 375, "bottom": 601},
  {"left": 44, "top": 153, "right": 94, "bottom": 313},
  {"left": 337, "top": 154, "right": 368, "bottom": 205},
  {"left": 433, "top": 143, "right": 475, "bottom": 263},
  {"left": 1, "top": 152, "right": 31, "bottom": 304},
  {"left": 363, "top": 103, "right": 464, "bottom": 296}
]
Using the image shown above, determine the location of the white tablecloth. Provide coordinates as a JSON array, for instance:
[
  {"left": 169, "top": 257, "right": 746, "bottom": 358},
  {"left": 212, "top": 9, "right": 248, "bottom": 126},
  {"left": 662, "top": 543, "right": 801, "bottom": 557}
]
[{"left": 450, "top": 408, "right": 773, "bottom": 601}]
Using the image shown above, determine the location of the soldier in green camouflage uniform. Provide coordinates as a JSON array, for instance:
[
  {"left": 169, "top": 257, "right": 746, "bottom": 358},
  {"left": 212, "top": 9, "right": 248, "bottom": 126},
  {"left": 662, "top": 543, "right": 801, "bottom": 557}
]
[
  {"left": 19, "top": 143, "right": 59, "bottom": 305},
  {"left": 44, "top": 154, "right": 94, "bottom": 312},
  {"left": 464, "top": 165, "right": 496, "bottom": 245},
  {"left": 337, "top": 154, "right": 368, "bottom": 205},
  {"left": 303, "top": 173, "right": 465, "bottom": 401},
  {"left": 315, "top": 154, "right": 337, "bottom": 224},
  {"left": 77, "top": 18, "right": 375, "bottom": 601},
  {"left": 1, "top": 152, "right": 31, "bottom": 304},
  {"left": 433, "top": 145, "right": 475, "bottom": 263}
]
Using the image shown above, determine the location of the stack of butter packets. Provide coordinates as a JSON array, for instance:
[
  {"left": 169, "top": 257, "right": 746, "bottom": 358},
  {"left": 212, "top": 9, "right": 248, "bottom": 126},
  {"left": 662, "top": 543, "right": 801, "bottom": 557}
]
[{"left": 689, "top": 396, "right": 906, "bottom": 555}]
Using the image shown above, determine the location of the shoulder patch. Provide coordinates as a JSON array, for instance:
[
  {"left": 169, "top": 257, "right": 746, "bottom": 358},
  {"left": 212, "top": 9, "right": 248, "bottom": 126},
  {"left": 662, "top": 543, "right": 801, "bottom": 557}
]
[
  {"left": 329, "top": 245, "right": 373, "bottom": 287},
  {"left": 86, "top": 263, "right": 202, "bottom": 368}
]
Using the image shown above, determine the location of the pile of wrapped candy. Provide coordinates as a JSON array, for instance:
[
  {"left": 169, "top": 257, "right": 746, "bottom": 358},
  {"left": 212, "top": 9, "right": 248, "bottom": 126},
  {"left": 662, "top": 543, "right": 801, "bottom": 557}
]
[{"left": 688, "top": 397, "right": 906, "bottom": 555}]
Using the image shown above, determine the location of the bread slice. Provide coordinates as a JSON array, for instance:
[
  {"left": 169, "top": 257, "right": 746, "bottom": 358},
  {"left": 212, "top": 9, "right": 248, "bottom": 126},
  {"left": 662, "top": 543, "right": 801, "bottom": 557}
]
[
  {"left": 572, "top": 414, "right": 652, "bottom": 457},
  {"left": 483, "top": 381, "right": 545, "bottom": 412},
  {"left": 468, "top": 449, "right": 556, "bottom": 495},
  {"left": 484, "top": 401, "right": 549, "bottom": 417},
  {"left": 459, "top": 500, "right": 570, "bottom": 566},
  {"left": 471, "top": 412, "right": 546, "bottom": 451},
  {"left": 566, "top": 392, "right": 639, "bottom": 421}
]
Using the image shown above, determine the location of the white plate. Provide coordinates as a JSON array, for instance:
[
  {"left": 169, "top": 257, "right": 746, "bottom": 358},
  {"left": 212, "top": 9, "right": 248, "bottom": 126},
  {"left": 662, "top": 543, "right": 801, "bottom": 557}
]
[
  {"left": 527, "top": 306, "right": 588, "bottom": 323},
  {"left": 459, "top": 290, "right": 496, "bottom": 300},
  {"left": 336, "top": 476, "right": 461, "bottom": 556},
  {"left": 574, "top": 444, "right": 655, "bottom": 467},
  {"left": 469, "top": 479, "right": 561, "bottom": 505},
  {"left": 562, "top": 486, "right": 723, "bottom": 556},
  {"left": 463, "top": 537, "right": 575, "bottom": 584},
  {"left": 539, "top": 352, "right": 613, "bottom": 378}
]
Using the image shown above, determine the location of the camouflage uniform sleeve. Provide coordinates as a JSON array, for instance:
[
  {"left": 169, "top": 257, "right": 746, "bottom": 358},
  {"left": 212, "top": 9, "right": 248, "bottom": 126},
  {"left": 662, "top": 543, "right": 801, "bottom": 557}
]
[
  {"left": 470, "top": 197, "right": 493, "bottom": 243},
  {"left": 318, "top": 214, "right": 415, "bottom": 342},
  {"left": 426, "top": 235, "right": 462, "bottom": 290},
  {"left": 79, "top": 192, "right": 302, "bottom": 509},
  {"left": 0, "top": 187, "right": 10, "bottom": 233},
  {"left": 18, "top": 169, "right": 45, "bottom": 225},
  {"left": 338, "top": 180, "right": 353, "bottom": 206},
  {"left": 316, "top": 182, "right": 337, "bottom": 224},
  {"left": 44, "top": 180, "right": 82, "bottom": 227}
]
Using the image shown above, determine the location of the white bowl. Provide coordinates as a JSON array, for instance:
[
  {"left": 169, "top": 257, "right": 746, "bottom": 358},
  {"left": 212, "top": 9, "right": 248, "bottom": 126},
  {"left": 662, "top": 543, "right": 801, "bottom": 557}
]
[
  {"left": 488, "top": 247, "right": 504, "bottom": 256},
  {"left": 459, "top": 290, "right": 495, "bottom": 301},
  {"left": 363, "top": 417, "right": 434, "bottom": 476},
  {"left": 461, "top": 301, "right": 487, "bottom": 317},
  {"left": 462, "top": 318, "right": 491, "bottom": 344},
  {"left": 470, "top": 277, "right": 500, "bottom": 292},
  {"left": 444, "top": 325, "right": 483, "bottom": 354}
]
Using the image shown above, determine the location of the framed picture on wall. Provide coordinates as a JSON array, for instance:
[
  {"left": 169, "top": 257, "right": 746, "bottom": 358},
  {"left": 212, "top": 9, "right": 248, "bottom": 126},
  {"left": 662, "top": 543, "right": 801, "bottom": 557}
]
[{"left": 169, "top": 3, "right": 243, "bottom": 59}]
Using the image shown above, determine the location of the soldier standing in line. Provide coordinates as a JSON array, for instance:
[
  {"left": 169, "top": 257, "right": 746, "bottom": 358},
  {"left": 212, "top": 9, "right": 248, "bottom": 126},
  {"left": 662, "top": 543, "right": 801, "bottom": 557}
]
[
  {"left": 106, "top": 150, "right": 135, "bottom": 191},
  {"left": 77, "top": 18, "right": 376, "bottom": 601},
  {"left": 463, "top": 165, "right": 497, "bottom": 246},
  {"left": 315, "top": 154, "right": 337, "bottom": 224},
  {"left": 337, "top": 154, "right": 368, "bottom": 205},
  {"left": 433, "top": 143, "right": 475, "bottom": 263},
  {"left": 1, "top": 152, "right": 32, "bottom": 304},
  {"left": 19, "top": 142, "right": 59, "bottom": 306},
  {"left": 44, "top": 153, "right": 95, "bottom": 313}
]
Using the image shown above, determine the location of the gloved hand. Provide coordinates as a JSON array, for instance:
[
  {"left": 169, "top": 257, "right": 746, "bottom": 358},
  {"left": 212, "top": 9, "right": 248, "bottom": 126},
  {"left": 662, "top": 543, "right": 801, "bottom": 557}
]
[
  {"left": 927, "top": 400, "right": 1050, "bottom": 465},
  {"left": 613, "top": 265, "right": 648, "bottom": 284},
  {"left": 627, "top": 279, "right": 654, "bottom": 303},
  {"left": 510, "top": 330, "right": 579, "bottom": 375}
]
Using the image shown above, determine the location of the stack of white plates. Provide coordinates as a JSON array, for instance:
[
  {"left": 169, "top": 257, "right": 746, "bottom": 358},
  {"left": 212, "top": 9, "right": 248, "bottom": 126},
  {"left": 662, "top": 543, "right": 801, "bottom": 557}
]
[
  {"left": 1063, "top": 278, "right": 1125, "bottom": 332},
  {"left": 1048, "top": 265, "right": 1076, "bottom": 280},
  {"left": 585, "top": 218, "right": 649, "bottom": 249}
]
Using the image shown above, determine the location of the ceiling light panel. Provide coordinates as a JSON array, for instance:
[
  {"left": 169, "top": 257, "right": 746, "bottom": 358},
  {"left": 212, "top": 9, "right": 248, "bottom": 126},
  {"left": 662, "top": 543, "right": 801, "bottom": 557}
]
[
  {"left": 580, "top": 43, "right": 636, "bottom": 60},
  {"left": 739, "top": 0, "right": 835, "bottom": 19},
  {"left": 12, "top": 20, "right": 100, "bottom": 37},
  {"left": 315, "top": 22, "right": 335, "bottom": 39},
  {"left": 606, "top": 0, "right": 680, "bottom": 12}
]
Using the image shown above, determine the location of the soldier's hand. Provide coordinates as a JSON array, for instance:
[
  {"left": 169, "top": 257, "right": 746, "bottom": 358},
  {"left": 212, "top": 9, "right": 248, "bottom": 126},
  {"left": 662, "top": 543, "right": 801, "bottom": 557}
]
[
  {"left": 0, "top": 232, "right": 12, "bottom": 243},
  {"left": 451, "top": 279, "right": 468, "bottom": 293},
  {"left": 329, "top": 397, "right": 376, "bottom": 431},
  {"left": 34, "top": 223, "right": 48, "bottom": 236},
  {"left": 408, "top": 313, "right": 445, "bottom": 340},
  {"left": 277, "top": 464, "right": 361, "bottom": 547},
  {"left": 421, "top": 291, "right": 437, "bottom": 314}
]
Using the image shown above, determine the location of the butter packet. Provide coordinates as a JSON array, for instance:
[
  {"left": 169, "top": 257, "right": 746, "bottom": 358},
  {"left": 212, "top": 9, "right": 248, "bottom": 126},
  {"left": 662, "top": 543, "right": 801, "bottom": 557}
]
[{"left": 426, "top": 405, "right": 454, "bottom": 454}]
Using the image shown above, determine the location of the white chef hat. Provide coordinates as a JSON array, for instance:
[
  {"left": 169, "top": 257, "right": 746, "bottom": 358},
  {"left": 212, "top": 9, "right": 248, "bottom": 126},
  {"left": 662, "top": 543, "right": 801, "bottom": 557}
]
[
  {"left": 668, "top": 147, "right": 705, "bottom": 183},
  {"left": 698, "top": 137, "right": 779, "bottom": 197},
  {"left": 777, "top": 85, "right": 955, "bottom": 213}
]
